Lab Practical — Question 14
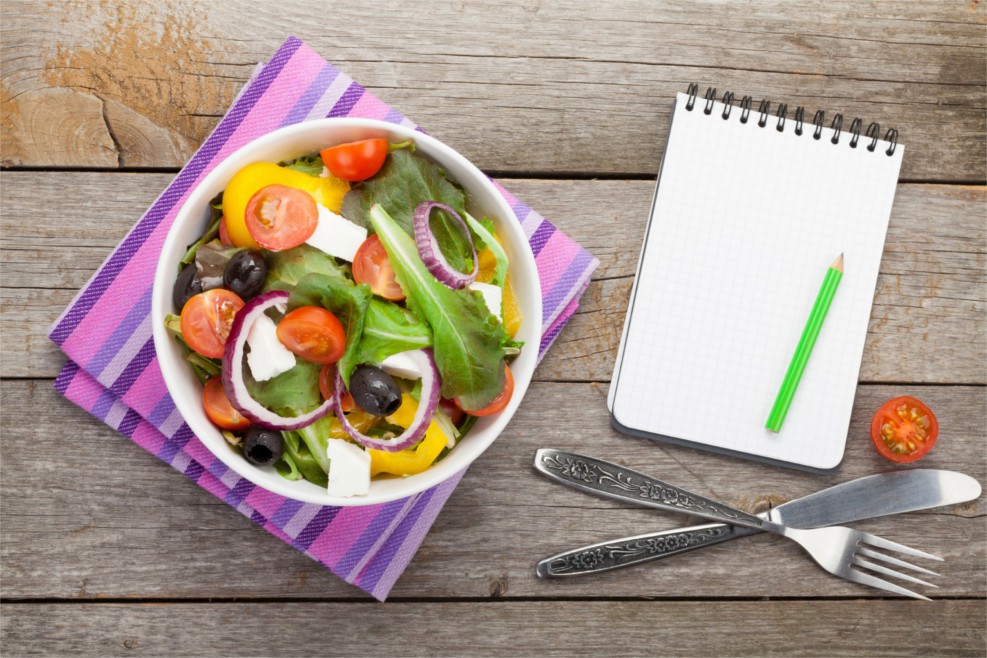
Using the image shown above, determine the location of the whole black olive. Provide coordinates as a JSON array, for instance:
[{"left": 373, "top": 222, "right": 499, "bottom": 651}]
[
  {"left": 223, "top": 250, "right": 268, "bottom": 301},
  {"left": 349, "top": 366, "right": 403, "bottom": 416},
  {"left": 242, "top": 427, "right": 285, "bottom": 467},
  {"left": 173, "top": 262, "right": 202, "bottom": 310}
]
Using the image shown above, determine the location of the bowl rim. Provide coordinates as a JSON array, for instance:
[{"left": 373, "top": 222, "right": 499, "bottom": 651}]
[{"left": 151, "top": 117, "right": 542, "bottom": 506}]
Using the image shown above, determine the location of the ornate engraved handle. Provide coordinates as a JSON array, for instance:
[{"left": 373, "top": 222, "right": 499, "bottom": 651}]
[
  {"left": 534, "top": 449, "right": 766, "bottom": 528},
  {"left": 536, "top": 523, "right": 760, "bottom": 577}
]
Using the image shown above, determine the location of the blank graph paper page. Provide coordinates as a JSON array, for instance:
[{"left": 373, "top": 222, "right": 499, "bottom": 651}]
[{"left": 608, "top": 92, "right": 904, "bottom": 470}]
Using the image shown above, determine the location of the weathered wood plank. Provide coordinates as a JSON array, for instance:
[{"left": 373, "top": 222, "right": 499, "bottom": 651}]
[
  {"left": 2, "top": 1, "right": 984, "bottom": 178},
  {"left": 2, "top": 380, "right": 982, "bottom": 600},
  {"left": 3, "top": 173, "right": 983, "bottom": 383},
  {"left": 2, "top": 600, "right": 984, "bottom": 657}
]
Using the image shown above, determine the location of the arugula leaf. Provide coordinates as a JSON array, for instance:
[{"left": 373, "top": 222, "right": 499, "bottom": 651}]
[
  {"left": 357, "top": 299, "right": 433, "bottom": 366},
  {"left": 341, "top": 150, "right": 474, "bottom": 273},
  {"left": 263, "top": 244, "right": 350, "bottom": 292},
  {"left": 370, "top": 204, "right": 507, "bottom": 409},
  {"left": 179, "top": 193, "right": 224, "bottom": 270},
  {"left": 278, "top": 153, "right": 324, "bottom": 177},
  {"left": 465, "top": 213, "right": 508, "bottom": 287},
  {"left": 282, "top": 430, "right": 328, "bottom": 487},
  {"left": 287, "top": 273, "right": 372, "bottom": 386}
]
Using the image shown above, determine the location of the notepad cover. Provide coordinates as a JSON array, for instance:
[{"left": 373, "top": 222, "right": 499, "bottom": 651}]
[{"left": 607, "top": 93, "right": 904, "bottom": 471}]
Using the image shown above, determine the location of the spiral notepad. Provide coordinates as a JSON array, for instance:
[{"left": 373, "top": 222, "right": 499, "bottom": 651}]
[{"left": 608, "top": 86, "right": 904, "bottom": 472}]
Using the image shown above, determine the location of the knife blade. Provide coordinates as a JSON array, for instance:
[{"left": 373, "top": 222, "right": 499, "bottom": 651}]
[{"left": 535, "top": 465, "right": 980, "bottom": 578}]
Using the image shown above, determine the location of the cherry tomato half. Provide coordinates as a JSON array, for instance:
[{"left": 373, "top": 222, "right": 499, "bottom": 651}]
[
  {"left": 180, "top": 289, "right": 245, "bottom": 359},
  {"left": 352, "top": 234, "right": 405, "bottom": 301},
  {"left": 203, "top": 377, "right": 251, "bottom": 431},
  {"left": 439, "top": 398, "right": 466, "bottom": 426},
  {"left": 455, "top": 365, "right": 514, "bottom": 417},
  {"left": 319, "top": 364, "right": 354, "bottom": 412},
  {"left": 320, "top": 138, "right": 388, "bottom": 182},
  {"left": 276, "top": 306, "right": 347, "bottom": 364},
  {"left": 218, "top": 215, "right": 233, "bottom": 246},
  {"left": 244, "top": 184, "right": 318, "bottom": 251},
  {"left": 870, "top": 395, "right": 939, "bottom": 463}
]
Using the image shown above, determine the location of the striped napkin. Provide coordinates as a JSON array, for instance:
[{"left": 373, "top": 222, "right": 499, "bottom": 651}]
[{"left": 48, "top": 37, "right": 598, "bottom": 600}]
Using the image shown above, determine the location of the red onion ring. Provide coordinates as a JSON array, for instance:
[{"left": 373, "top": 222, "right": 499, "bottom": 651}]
[
  {"left": 413, "top": 201, "right": 478, "bottom": 289},
  {"left": 222, "top": 290, "right": 336, "bottom": 430},
  {"left": 334, "top": 348, "right": 441, "bottom": 452}
]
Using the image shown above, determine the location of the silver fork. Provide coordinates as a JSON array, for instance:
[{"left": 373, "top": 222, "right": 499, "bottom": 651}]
[{"left": 534, "top": 449, "right": 943, "bottom": 600}]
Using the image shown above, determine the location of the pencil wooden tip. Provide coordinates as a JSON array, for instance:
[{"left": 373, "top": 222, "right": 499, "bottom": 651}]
[{"left": 832, "top": 253, "right": 844, "bottom": 272}]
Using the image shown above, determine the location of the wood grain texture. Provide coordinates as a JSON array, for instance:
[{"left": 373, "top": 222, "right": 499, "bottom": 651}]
[
  {"left": 2, "top": 1, "right": 984, "bottom": 179},
  {"left": 3, "top": 173, "right": 983, "bottom": 383},
  {"left": 2, "top": 600, "right": 984, "bottom": 657},
  {"left": 2, "top": 380, "right": 982, "bottom": 600}
]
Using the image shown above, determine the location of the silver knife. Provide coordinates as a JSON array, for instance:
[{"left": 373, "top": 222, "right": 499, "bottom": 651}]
[{"left": 533, "top": 448, "right": 981, "bottom": 578}]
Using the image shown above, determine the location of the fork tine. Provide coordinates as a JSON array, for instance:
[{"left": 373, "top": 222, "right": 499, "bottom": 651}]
[
  {"left": 858, "top": 533, "right": 943, "bottom": 562},
  {"left": 855, "top": 546, "right": 941, "bottom": 577},
  {"left": 851, "top": 556, "right": 939, "bottom": 589},
  {"left": 843, "top": 567, "right": 932, "bottom": 601}
]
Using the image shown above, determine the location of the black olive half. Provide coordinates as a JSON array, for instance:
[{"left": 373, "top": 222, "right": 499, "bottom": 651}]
[
  {"left": 223, "top": 250, "right": 268, "bottom": 301},
  {"left": 349, "top": 365, "right": 403, "bottom": 416},
  {"left": 242, "top": 427, "right": 285, "bottom": 467},
  {"left": 173, "top": 262, "right": 202, "bottom": 310}
]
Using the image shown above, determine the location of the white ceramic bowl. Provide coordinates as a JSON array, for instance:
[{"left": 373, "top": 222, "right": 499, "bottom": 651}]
[{"left": 152, "top": 119, "right": 541, "bottom": 506}]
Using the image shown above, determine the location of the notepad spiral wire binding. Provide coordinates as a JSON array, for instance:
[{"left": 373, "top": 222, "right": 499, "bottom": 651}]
[{"left": 684, "top": 84, "right": 899, "bottom": 156}]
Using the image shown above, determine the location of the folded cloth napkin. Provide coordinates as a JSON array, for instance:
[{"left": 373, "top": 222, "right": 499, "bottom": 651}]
[{"left": 48, "top": 36, "right": 598, "bottom": 600}]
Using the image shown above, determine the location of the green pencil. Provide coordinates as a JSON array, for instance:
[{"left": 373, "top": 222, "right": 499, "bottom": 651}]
[{"left": 766, "top": 254, "right": 844, "bottom": 432}]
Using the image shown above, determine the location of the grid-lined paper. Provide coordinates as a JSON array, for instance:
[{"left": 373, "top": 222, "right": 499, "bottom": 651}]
[{"left": 608, "top": 93, "right": 904, "bottom": 470}]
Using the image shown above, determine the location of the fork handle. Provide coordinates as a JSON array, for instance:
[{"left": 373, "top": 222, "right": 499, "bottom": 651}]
[
  {"left": 534, "top": 449, "right": 766, "bottom": 529},
  {"left": 536, "top": 523, "right": 760, "bottom": 577}
]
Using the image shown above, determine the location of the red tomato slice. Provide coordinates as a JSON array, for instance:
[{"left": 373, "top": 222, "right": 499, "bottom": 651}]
[
  {"left": 218, "top": 215, "right": 233, "bottom": 246},
  {"left": 180, "top": 289, "right": 245, "bottom": 359},
  {"left": 244, "top": 184, "right": 318, "bottom": 251},
  {"left": 870, "top": 395, "right": 939, "bottom": 463},
  {"left": 455, "top": 366, "right": 514, "bottom": 417},
  {"left": 320, "top": 138, "right": 388, "bottom": 182},
  {"left": 319, "top": 364, "right": 354, "bottom": 412},
  {"left": 203, "top": 376, "right": 251, "bottom": 430},
  {"left": 352, "top": 234, "right": 405, "bottom": 301},
  {"left": 276, "top": 306, "right": 347, "bottom": 364}
]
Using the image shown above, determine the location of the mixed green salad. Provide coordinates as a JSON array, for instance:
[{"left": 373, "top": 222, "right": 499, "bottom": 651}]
[{"left": 167, "top": 138, "right": 523, "bottom": 496}]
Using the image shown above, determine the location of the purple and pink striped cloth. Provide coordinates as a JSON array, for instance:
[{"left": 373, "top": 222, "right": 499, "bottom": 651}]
[{"left": 48, "top": 37, "right": 597, "bottom": 600}]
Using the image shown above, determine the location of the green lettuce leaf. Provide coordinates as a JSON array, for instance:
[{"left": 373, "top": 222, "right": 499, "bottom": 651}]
[
  {"left": 263, "top": 244, "right": 350, "bottom": 292},
  {"left": 370, "top": 204, "right": 507, "bottom": 409},
  {"left": 243, "top": 359, "right": 323, "bottom": 417},
  {"left": 282, "top": 429, "right": 328, "bottom": 487},
  {"left": 287, "top": 273, "right": 372, "bottom": 386},
  {"left": 466, "top": 213, "right": 508, "bottom": 287},
  {"left": 357, "top": 299, "right": 433, "bottom": 366},
  {"left": 341, "top": 149, "right": 474, "bottom": 273}
]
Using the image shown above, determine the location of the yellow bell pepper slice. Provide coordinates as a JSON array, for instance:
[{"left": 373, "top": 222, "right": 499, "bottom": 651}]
[
  {"left": 222, "top": 162, "right": 350, "bottom": 248},
  {"left": 368, "top": 394, "right": 448, "bottom": 477},
  {"left": 501, "top": 272, "right": 522, "bottom": 338}
]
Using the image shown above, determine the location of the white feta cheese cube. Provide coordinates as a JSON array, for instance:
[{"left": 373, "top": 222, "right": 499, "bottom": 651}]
[
  {"left": 380, "top": 351, "right": 425, "bottom": 381},
  {"left": 326, "top": 439, "right": 371, "bottom": 497},
  {"left": 246, "top": 314, "right": 296, "bottom": 382},
  {"left": 468, "top": 282, "right": 503, "bottom": 319},
  {"left": 305, "top": 204, "right": 368, "bottom": 262}
]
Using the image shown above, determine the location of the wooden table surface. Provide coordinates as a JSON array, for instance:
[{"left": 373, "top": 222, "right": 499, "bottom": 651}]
[{"left": 2, "top": 1, "right": 985, "bottom": 655}]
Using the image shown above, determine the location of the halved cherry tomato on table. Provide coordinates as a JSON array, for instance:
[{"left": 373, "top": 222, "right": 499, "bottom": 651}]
[
  {"left": 352, "top": 234, "right": 405, "bottom": 301},
  {"left": 203, "top": 376, "right": 251, "bottom": 431},
  {"left": 870, "top": 395, "right": 939, "bottom": 463},
  {"left": 319, "top": 364, "right": 354, "bottom": 412},
  {"left": 180, "top": 289, "right": 245, "bottom": 359},
  {"left": 276, "top": 306, "right": 346, "bottom": 364},
  {"left": 244, "top": 184, "right": 319, "bottom": 251},
  {"left": 320, "top": 138, "right": 389, "bottom": 182},
  {"left": 454, "top": 365, "right": 514, "bottom": 417}
]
